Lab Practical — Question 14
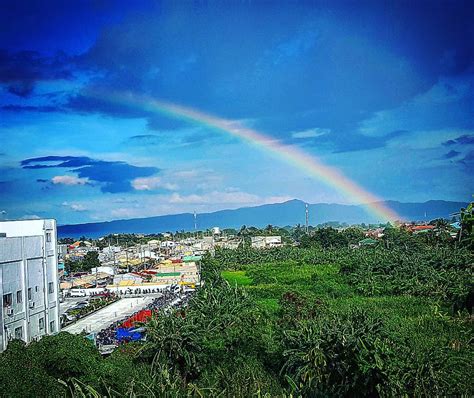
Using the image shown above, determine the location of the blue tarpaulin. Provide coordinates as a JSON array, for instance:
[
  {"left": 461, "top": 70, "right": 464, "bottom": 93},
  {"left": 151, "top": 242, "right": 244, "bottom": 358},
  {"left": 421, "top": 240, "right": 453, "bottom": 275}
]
[{"left": 116, "top": 327, "right": 143, "bottom": 342}]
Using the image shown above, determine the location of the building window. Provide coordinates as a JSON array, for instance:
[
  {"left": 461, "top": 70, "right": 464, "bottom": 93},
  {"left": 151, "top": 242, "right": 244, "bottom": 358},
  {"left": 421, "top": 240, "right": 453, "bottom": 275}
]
[
  {"left": 3, "top": 293, "right": 12, "bottom": 307},
  {"left": 14, "top": 326, "right": 23, "bottom": 340},
  {"left": 16, "top": 290, "right": 22, "bottom": 304},
  {"left": 35, "top": 286, "right": 38, "bottom": 293},
  {"left": 49, "top": 320, "right": 55, "bottom": 333},
  {"left": 46, "top": 232, "right": 51, "bottom": 242},
  {"left": 28, "top": 288, "right": 32, "bottom": 300},
  {"left": 39, "top": 318, "right": 45, "bottom": 330},
  {"left": 48, "top": 282, "right": 54, "bottom": 294}
]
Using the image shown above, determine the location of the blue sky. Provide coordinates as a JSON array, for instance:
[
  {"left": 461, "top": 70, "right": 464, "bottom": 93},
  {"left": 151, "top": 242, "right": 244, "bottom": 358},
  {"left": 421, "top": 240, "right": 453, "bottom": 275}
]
[{"left": 1, "top": 0, "right": 473, "bottom": 224}]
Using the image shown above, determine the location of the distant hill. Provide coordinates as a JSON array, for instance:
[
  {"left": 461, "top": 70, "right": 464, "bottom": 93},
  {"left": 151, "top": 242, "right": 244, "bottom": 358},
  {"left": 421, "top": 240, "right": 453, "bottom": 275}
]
[{"left": 57, "top": 199, "right": 466, "bottom": 238}]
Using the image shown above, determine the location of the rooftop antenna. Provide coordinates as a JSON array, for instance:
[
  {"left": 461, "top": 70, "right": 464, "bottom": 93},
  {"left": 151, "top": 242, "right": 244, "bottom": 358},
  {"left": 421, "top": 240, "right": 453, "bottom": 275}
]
[
  {"left": 305, "top": 203, "right": 309, "bottom": 233},
  {"left": 194, "top": 211, "right": 197, "bottom": 233}
]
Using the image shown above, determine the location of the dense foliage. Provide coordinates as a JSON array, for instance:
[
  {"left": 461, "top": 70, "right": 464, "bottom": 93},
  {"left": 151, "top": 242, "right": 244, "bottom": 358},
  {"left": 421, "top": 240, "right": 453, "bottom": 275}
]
[{"left": 65, "top": 251, "right": 101, "bottom": 273}]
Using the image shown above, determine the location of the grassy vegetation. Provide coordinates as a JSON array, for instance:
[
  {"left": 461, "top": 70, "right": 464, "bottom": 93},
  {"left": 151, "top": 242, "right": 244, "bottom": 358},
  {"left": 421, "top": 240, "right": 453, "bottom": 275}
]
[
  {"left": 218, "top": 248, "right": 473, "bottom": 396},
  {"left": 220, "top": 270, "right": 252, "bottom": 286}
]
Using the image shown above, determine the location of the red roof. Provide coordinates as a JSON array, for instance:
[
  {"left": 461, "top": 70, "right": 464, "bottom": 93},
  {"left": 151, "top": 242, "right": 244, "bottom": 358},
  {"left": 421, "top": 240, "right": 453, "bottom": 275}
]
[{"left": 411, "top": 225, "right": 435, "bottom": 231}]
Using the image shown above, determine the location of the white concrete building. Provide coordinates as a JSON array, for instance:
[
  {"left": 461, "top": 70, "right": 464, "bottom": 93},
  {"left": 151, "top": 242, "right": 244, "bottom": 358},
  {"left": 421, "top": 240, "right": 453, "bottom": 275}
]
[
  {"left": 0, "top": 219, "right": 60, "bottom": 351},
  {"left": 251, "top": 236, "right": 283, "bottom": 249},
  {"left": 91, "top": 266, "right": 115, "bottom": 276}
]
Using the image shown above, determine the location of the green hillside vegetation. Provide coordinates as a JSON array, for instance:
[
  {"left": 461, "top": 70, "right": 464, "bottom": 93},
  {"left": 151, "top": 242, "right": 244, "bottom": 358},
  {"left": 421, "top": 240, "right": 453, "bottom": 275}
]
[
  {"left": 218, "top": 246, "right": 473, "bottom": 396},
  {"left": 0, "top": 222, "right": 472, "bottom": 397}
]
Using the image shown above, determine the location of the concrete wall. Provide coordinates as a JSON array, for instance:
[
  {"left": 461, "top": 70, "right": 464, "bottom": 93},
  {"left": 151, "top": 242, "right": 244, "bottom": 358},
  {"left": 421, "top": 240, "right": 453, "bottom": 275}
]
[{"left": 0, "top": 219, "right": 60, "bottom": 351}]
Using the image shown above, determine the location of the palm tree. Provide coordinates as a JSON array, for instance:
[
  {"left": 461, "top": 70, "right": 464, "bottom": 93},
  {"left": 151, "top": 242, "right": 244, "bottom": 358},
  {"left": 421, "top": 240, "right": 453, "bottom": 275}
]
[
  {"left": 238, "top": 225, "right": 248, "bottom": 237},
  {"left": 265, "top": 224, "right": 274, "bottom": 234}
]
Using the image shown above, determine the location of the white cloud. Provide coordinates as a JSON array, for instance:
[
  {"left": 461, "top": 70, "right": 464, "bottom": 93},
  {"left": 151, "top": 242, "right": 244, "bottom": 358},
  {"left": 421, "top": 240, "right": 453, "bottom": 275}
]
[
  {"left": 168, "top": 191, "right": 291, "bottom": 205},
  {"left": 110, "top": 208, "right": 141, "bottom": 219},
  {"left": 131, "top": 176, "right": 178, "bottom": 191},
  {"left": 52, "top": 175, "right": 89, "bottom": 186},
  {"left": 172, "top": 170, "right": 199, "bottom": 179},
  {"left": 166, "top": 169, "right": 224, "bottom": 191},
  {"left": 20, "top": 214, "right": 41, "bottom": 220},
  {"left": 62, "top": 202, "right": 88, "bottom": 212},
  {"left": 291, "top": 128, "right": 330, "bottom": 139}
]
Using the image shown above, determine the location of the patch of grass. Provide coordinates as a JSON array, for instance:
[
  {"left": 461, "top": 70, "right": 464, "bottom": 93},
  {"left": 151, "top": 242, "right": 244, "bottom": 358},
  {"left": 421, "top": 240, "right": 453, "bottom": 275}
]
[
  {"left": 245, "top": 262, "right": 354, "bottom": 298},
  {"left": 246, "top": 284, "right": 289, "bottom": 300},
  {"left": 221, "top": 270, "right": 253, "bottom": 286},
  {"left": 256, "top": 298, "right": 280, "bottom": 313}
]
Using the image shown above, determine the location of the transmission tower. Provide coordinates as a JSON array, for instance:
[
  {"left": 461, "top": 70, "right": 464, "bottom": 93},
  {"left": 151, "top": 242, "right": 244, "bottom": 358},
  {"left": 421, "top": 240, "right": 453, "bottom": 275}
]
[{"left": 305, "top": 203, "right": 309, "bottom": 233}]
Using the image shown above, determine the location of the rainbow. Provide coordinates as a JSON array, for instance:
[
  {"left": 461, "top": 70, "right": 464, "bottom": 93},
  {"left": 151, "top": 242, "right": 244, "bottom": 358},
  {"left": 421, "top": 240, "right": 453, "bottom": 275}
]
[{"left": 88, "top": 90, "right": 401, "bottom": 222}]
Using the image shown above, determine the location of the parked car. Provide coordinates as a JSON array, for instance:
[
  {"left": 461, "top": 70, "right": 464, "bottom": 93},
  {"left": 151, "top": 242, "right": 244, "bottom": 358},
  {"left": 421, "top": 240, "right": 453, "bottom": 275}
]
[
  {"left": 69, "top": 302, "right": 89, "bottom": 311},
  {"left": 61, "top": 313, "right": 76, "bottom": 324}
]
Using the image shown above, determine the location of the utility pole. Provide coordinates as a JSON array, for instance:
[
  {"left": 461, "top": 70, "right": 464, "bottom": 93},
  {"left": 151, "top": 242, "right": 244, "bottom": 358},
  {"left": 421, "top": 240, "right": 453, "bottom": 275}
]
[
  {"left": 147, "top": 242, "right": 151, "bottom": 270},
  {"left": 126, "top": 242, "right": 129, "bottom": 272},
  {"left": 305, "top": 203, "right": 309, "bottom": 234}
]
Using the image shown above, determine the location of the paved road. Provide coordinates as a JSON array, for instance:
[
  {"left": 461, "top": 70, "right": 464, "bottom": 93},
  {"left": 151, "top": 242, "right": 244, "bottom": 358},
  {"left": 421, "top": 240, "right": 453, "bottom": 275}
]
[
  {"left": 62, "top": 297, "right": 154, "bottom": 334},
  {"left": 60, "top": 297, "right": 89, "bottom": 315}
]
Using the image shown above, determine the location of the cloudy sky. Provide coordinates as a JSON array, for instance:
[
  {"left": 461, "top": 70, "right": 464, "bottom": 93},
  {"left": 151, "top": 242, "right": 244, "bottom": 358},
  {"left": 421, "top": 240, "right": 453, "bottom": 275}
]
[{"left": 1, "top": 0, "right": 473, "bottom": 224}]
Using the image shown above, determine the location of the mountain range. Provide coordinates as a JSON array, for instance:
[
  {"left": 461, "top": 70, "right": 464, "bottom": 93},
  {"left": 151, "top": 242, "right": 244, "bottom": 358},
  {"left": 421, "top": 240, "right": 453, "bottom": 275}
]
[{"left": 57, "top": 199, "right": 466, "bottom": 238}]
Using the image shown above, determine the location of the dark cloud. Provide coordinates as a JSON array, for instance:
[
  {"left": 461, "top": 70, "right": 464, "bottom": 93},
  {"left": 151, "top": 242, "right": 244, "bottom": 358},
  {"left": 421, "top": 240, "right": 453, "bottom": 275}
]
[
  {"left": 443, "top": 134, "right": 474, "bottom": 146},
  {"left": 302, "top": 129, "right": 409, "bottom": 153},
  {"left": 128, "top": 134, "right": 161, "bottom": 145},
  {"left": 73, "top": 162, "right": 157, "bottom": 193},
  {"left": 21, "top": 155, "right": 93, "bottom": 168},
  {"left": 68, "top": 3, "right": 443, "bottom": 128},
  {"left": 459, "top": 150, "right": 474, "bottom": 162},
  {"left": 66, "top": 92, "right": 188, "bottom": 130},
  {"left": 7, "top": 82, "right": 34, "bottom": 98},
  {"left": 0, "top": 1, "right": 148, "bottom": 54},
  {"left": 129, "top": 134, "right": 158, "bottom": 141},
  {"left": 22, "top": 155, "right": 159, "bottom": 193},
  {"left": 444, "top": 150, "right": 461, "bottom": 159},
  {"left": 0, "top": 49, "right": 73, "bottom": 97},
  {"left": 458, "top": 150, "right": 474, "bottom": 172},
  {"left": 457, "top": 135, "right": 474, "bottom": 145},
  {"left": 181, "top": 131, "right": 215, "bottom": 145},
  {"left": 1, "top": 104, "right": 61, "bottom": 113},
  {"left": 66, "top": 93, "right": 146, "bottom": 119}
]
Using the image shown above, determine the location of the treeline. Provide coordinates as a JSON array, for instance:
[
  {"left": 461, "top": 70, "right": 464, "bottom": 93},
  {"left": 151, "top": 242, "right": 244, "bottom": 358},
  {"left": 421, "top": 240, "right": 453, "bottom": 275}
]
[{"left": 65, "top": 251, "right": 101, "bottom": 273}]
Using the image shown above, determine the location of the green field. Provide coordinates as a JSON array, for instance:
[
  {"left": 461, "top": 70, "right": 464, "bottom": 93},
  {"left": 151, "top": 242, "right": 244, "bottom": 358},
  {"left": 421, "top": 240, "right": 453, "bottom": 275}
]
[
  {"left": 220, "top": 256, "right": 473, "bottom": 396},
  {"left": 221, "top": 270, "right": 253, "bottom": 286}
]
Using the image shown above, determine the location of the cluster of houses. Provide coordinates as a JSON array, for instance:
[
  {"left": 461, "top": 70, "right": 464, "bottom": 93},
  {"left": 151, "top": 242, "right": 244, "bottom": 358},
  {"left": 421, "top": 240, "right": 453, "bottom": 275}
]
[
  {"left": 58, "top": 232, "right": 287, "bottom": 295},
  {"left": 59, "top": 238, "right": 205, "bottom": 295},
  {"left": 59, "top": 219, "right": 462, "bottom": 293}
]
